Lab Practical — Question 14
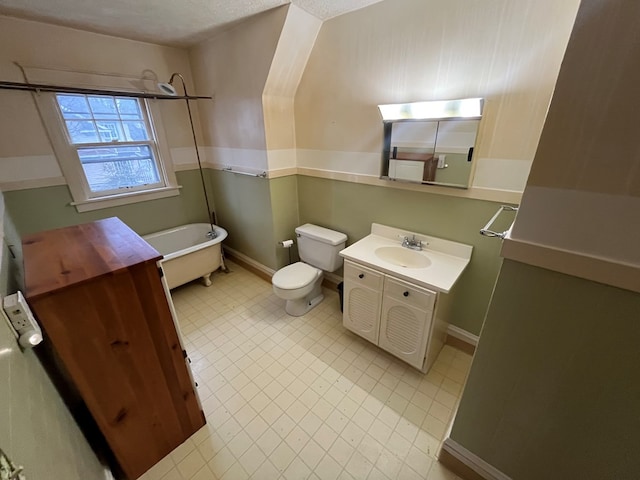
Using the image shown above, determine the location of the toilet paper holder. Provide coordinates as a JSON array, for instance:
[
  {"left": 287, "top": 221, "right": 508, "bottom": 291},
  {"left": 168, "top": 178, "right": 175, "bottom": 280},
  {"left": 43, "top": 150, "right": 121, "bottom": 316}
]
[{"left": 278, "top": 239, "right": 294, "bottom": 248}]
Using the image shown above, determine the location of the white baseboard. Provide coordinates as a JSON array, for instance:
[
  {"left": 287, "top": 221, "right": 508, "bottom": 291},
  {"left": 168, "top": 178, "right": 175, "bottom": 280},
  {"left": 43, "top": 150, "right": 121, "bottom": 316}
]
[
  {"left": 442, "top": 438, "right": 512, "bottom": 480},
  {"left": 447, "top": 325, "right": 479, "bottom": 346},
  {"left": 222, "top": 246, "right": 276, "bottom": 278}
]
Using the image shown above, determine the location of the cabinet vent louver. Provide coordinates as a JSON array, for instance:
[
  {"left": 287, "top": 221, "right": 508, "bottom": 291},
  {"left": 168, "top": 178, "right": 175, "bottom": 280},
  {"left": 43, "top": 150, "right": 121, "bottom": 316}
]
[
  {"left": 349, "top": 289, "right": 377, "bottom": 333},
  {"left": 385, "top": 305, "right": 421, "bottom": 354}
]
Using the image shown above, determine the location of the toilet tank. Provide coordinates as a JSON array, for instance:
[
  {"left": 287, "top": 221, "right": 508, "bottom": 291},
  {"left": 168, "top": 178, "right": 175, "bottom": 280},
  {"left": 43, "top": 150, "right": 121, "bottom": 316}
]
[{"left": 295, "top": 224, "right": 347, "bottom": 272}]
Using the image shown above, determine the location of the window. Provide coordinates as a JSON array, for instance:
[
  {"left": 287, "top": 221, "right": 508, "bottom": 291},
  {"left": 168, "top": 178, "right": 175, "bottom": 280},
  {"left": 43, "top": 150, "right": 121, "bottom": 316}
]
[
  {"left": 38, "top": 90, "right": 179, "bottom": 212},
  {"left": 55, "top": 93, "right": 164, "bottom": 195}
]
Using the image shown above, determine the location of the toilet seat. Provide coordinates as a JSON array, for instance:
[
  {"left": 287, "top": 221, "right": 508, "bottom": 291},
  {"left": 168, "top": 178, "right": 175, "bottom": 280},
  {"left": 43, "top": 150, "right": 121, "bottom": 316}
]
[{"left": 272, "top": 262, "right": 320, "bottom": 290}]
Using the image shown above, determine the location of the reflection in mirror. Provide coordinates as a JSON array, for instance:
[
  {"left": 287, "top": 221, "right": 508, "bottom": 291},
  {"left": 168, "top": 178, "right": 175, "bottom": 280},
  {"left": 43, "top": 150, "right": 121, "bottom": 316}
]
[{"left": 379, "top": 99, "right": 483, "bottom": 189}]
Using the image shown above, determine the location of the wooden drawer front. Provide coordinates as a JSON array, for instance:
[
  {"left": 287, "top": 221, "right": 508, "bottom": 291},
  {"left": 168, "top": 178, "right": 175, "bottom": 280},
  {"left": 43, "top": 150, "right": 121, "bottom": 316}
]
[
  {"left": 344, "top": 260, "right": 383, "bottom": 291},
  {"left": 384, "top": 276, "right": 436, "bottom": 312}
]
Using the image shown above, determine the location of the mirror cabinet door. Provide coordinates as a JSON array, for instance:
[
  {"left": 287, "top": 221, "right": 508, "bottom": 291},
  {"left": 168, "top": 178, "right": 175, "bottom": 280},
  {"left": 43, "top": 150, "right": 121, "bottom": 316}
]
[{"left": 383, "top": 118, "right": 480, "bottom": 188}]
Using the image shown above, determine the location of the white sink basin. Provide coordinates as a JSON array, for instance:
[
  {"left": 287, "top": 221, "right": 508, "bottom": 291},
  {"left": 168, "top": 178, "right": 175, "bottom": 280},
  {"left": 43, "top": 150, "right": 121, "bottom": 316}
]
[
  {"left": 339, "top": 223, "right": 473, "bottom": 293},
  {"left": 375, "top": 246, "right": 432, "bottom": 269}
]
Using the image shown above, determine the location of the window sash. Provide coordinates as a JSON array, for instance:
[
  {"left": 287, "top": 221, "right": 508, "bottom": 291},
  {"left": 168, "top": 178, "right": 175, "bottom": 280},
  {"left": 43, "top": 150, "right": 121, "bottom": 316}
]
[
  {"left": 53, "top": 94, "right": 169, "bottom": 199},
  {"left": 76, "top": 143, "right": 164, "bottom": 196},
  {"left": 56, "top": 93, "right": 152, "bottom": 145}
]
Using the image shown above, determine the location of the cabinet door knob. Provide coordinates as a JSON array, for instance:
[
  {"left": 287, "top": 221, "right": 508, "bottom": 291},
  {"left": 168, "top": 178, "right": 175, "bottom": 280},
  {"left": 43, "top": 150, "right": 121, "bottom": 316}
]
[
  {"left": 358, "top": 273, "right": 364, "bottom": 279},
  {"left": 403, "top": 291, "right": 409, "bottom": 297}
]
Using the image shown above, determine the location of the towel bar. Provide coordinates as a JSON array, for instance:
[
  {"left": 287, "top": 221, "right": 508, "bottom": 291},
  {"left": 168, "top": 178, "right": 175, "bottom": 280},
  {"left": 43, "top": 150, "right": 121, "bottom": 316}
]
[
  {"left": 222, "top": 167, "right": 267, "bottom": 178},
  {"left": 480, "top": 205, "right": 518, "bottom": 239}
]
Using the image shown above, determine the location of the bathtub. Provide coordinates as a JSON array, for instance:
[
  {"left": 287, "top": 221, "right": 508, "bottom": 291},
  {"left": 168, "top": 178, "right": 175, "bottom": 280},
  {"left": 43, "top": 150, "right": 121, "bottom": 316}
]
[{"left": 143, "top": 223, "right": 228, "bottom": 289}]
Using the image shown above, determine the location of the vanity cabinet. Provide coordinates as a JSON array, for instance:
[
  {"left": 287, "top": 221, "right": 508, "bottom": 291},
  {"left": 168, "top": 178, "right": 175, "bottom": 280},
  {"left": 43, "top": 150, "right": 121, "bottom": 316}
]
[
  {"left": 22, "top": 217, "right": 205, "bottom": 480},
  {"left": 343, "top": 260, "right": 440, "bottom": 371}
]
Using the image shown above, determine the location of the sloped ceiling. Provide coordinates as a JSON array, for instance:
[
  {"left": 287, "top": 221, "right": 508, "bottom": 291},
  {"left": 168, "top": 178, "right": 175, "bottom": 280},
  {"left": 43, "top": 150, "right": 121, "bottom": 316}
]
[{"left": 0, "top": 0, "right": 385, "bottom": 47}]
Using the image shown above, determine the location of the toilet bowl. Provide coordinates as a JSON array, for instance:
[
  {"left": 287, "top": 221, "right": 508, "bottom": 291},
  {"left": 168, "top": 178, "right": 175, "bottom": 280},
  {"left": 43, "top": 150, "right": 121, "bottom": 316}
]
[
  {"left": 272, "top": 262, "right": 324, "bottom": 316},
  {"left": 272, "top": 224, "right": 347, "bottom": 316}
]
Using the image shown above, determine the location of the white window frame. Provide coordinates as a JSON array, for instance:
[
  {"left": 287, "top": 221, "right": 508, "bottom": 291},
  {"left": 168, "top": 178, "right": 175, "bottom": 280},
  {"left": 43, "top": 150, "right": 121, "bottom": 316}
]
[{"left": 36, "top": 90, "right": 180, "bottom": 213}]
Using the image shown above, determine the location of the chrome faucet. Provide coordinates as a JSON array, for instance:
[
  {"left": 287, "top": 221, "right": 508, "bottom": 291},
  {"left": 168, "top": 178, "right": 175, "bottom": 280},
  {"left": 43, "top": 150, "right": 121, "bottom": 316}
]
[{"left": 401, "top": 235, "right": 423, "bottom": 251}]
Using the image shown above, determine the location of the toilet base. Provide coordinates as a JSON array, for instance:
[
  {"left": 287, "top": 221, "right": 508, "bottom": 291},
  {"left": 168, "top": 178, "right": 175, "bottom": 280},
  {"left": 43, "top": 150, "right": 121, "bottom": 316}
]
[{"left": 284, "top": 282, "right": 324, "bottom": 316}]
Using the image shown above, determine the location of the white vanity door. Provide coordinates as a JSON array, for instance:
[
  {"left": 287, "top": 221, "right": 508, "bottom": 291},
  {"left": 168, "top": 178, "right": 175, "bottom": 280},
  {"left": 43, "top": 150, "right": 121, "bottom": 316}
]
[
  {"left": 343, "top": 261, "right": 383, "bottom": 344},
  {"left": 379, "top": 276, "right": 436, "bottom": 370}
]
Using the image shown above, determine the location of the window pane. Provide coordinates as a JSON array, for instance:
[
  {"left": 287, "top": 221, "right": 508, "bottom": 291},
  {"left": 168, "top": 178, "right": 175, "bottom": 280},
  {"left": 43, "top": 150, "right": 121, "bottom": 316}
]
[
  {"left": 66, "top": 121, "right": 99, "bottom": 143},
  {"left": 88, "top": 96, "right": 117, "bottom": 116},
  {"left": 122, "top": 121, "right": 148, "bottom": 141},
  {"left": 95, "top": 121, "right": 123, "bottom": 142},
  {"left": 78, "top": 145, "right": 160, "bottom": 192},
  {"left": 56, "top": 94, "right": 91, "bottom": 119},
  {"left": 116, "top": 98, "right": 142, "bottom": 117}
]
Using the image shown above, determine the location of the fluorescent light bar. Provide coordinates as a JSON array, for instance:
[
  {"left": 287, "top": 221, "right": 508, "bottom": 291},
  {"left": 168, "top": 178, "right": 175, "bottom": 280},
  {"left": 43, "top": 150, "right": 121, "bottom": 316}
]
[{"left": 378, "top": 98, "right": 483, "bottom": 121}]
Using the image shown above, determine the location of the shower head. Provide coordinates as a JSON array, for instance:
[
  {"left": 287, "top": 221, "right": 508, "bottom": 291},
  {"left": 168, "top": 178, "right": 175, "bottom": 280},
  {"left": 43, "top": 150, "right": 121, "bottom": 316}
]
[
  {"left": 158, "top": 72, "right": 187, "bottom": 97},
  {"left": 157, "top": 82, "right": 177, "bottom": 96}
]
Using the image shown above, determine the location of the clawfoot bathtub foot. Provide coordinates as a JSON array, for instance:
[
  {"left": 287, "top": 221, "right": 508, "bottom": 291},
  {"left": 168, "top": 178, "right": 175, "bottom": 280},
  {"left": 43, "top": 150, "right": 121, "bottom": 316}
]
[{"left": 202, "top": 273, "right": 212, "bottom": 287}]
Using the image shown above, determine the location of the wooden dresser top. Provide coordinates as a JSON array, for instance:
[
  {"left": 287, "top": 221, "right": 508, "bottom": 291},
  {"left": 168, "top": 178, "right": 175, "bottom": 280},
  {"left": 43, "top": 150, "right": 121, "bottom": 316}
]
[{"left": 23, "top": 217, "right": 161, "bottom": 300}]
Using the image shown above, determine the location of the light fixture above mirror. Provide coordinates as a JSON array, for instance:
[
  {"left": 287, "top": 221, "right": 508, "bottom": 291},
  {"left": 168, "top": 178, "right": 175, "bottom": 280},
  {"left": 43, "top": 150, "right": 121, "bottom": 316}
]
[
  {"left": 378, "top": 97, "right": 483, "bottom": 121},
  {"left": 378, "top": 98, "right": 484, "bottom": 188}
]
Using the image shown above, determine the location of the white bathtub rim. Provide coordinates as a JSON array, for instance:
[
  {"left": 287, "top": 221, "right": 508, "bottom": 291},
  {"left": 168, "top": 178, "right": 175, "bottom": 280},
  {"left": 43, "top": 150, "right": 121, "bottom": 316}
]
[{"left": 144, "top": 223, "right": 228, "bottom": 262}]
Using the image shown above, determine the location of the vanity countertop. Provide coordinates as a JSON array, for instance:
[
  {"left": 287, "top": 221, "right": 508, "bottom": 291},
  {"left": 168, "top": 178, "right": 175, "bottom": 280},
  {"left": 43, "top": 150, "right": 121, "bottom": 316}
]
[{"left": 339, "top": 223, "right": 473, "bottom": 293}]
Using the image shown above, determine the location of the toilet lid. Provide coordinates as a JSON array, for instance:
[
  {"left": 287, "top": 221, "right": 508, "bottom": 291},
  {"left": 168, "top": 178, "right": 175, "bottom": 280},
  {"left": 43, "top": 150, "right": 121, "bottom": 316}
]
[{"left": 272, "top": 262, "right": 320, "bottom": 290}]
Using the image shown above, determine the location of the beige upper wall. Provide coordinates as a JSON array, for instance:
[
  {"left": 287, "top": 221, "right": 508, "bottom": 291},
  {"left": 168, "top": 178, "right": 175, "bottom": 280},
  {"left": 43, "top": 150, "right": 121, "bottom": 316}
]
[
  {"left": 295, "top": 0, "right": 580, "bottom": 191},
  {"left": 526, "top": 1, "right": 640, "bottom": 197},
  {"left": 507, "top": 0, "right": 640, "bottom": 280},
  {"left": 263, "top": 5, "right": 321, "bottom": 152},
  {"left": 189, "top": 7, "right": 288, "bottom": 152},
  {"left": 0, "top": 15, "right": 204, "bottom": 188},
  {"left": 0, "top": 15, "right": 195, "bottom": 153}
]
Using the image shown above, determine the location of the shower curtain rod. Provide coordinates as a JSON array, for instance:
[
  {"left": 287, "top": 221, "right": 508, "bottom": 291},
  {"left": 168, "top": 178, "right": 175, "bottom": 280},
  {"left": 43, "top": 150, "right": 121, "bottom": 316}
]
[{"left": 0, "top": 80, "right": 212, "bottom": 100}]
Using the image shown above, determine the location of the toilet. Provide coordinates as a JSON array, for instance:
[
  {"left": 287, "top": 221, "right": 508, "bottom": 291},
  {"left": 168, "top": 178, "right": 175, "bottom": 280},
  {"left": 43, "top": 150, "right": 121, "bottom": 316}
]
[{"left": 272, "top": 224, "right": 347, "bottom": 316}]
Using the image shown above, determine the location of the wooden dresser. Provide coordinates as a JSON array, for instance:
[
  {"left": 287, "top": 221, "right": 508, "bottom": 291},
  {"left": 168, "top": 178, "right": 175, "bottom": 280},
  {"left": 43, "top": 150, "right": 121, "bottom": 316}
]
[{"left": 22, "top": 217, "right": 205, "bottom": 480}]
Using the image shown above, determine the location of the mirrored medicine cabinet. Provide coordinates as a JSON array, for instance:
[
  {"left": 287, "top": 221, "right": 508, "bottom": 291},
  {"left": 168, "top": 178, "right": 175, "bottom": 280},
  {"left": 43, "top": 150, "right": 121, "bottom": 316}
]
[{"left": 378, "top": 98, "right": 483, "bottom": 189}]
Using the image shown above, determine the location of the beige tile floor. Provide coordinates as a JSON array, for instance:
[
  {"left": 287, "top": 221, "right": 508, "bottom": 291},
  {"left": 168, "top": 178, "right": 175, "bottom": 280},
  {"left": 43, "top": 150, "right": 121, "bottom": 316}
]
[{"left": 139, "top": 260, "right": 471, "bottom": 480}]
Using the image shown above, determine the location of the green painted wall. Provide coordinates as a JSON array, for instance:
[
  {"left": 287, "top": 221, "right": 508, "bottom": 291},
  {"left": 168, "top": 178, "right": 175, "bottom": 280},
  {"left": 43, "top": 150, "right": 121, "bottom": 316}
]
[
  {"left": 209, "top": 169, "right": 277, "bottom": 270},
  {"left": 296, "top": 175, "right": 512, "bottom": 335},
  {"left": 269, "top": 175, "right": 300, "bottom": 268},
  {"left": 451, "top": 259, "right": 640, "bottom": 479},
  {"left": 3, "top": 169, "right": 213, "bottom": 237},
  {"left": 1, "top": 199, "right": 21, "bottom": 292},
  {"left": 5, "top": 168, "right": 508, "bottom": 335},
  {"left": 1, "top": 193, "right": 13, "bottom": 293},
  {"left": 433, "top": 153, "right": 472, "bottom": 186},
  {"left": 208, "top": 173, "right": 300, "bottom": 271},
  {"left": 2, "top": 167, "right": 299, "bottom": 275}
]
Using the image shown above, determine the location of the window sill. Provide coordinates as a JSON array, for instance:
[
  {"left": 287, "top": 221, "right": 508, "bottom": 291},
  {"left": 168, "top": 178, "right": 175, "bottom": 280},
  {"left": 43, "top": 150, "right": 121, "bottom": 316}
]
[{"left": 70, "top": 185, "right": 182, "bottom": 212}]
